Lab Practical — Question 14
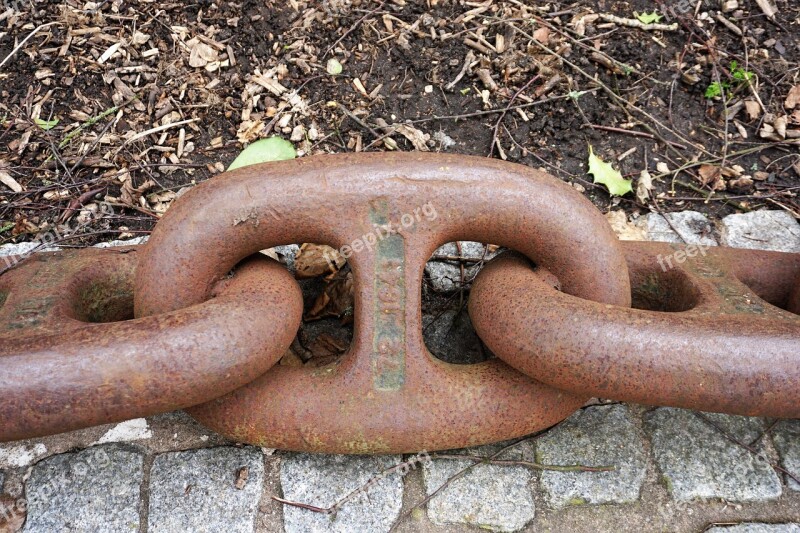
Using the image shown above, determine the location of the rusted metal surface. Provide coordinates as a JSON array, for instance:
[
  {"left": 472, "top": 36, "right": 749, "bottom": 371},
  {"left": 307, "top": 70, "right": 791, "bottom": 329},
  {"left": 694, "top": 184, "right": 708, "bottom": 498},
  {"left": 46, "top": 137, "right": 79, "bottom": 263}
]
[
  {"left": 470, "top": 242, "right": 800, "bottom": 419},
  {"left": 0, "top": 248, "right": 302, "bottom": 442},
  {"left": 134, "top": 152, "right": 631, "bottom": 453}
]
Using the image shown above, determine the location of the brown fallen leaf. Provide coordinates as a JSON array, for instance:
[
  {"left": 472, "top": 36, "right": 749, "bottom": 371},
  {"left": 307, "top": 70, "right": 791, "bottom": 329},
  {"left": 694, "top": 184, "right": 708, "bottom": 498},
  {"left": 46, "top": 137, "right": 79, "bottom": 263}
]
[
  {"left": 728, "top": 176, "right": 754, "bottom": 190},
  {"left": 294, "top": 243, "right": 344, "bottom": 279},
  {"left": 306, "top": 270, "right": 354, "bottom": 322},
  {"left": 305, "top": 332, "right": 349, "bottom": 366},
  {"left": 0, "top": 169, "right": 23, "bottom": 193},
  {"left": 234, "top": 467, "right": 249, "bottom": 490},
  {"left": 785, "top": 85, "right": 800, "bottom": 110},
  {"left": 698, "top": 164, "right": 724, "bottom": 189}
]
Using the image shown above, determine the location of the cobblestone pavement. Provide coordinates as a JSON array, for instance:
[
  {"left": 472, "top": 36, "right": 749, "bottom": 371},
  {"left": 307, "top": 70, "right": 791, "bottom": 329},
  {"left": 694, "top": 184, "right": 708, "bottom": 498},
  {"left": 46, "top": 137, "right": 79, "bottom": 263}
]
[{"left": 1, "top": 210, "right": 799, "bottom": 532}]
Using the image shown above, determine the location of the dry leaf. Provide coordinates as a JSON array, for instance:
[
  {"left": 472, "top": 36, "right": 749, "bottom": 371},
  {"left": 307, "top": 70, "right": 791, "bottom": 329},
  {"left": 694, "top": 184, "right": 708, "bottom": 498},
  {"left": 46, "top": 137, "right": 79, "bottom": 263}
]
[
  {"left": 785, "top": 85, "right": 800, "bottom": 110},
  {"left": 605, "top": 210, "right": 646, "bottom": 241},
  {"left": 294, "top": 243, "right": 344, "bottom": 279},
  {"left": 636, "top": 169, "right": 653, "bottom": 203},
  {"left": 728, "top": 176, "right": 754, "bottom": 190},
  {"left": 188, "top": 41, "right": 219, "bottom": 68},
  {"left": 394, "top": 124, "right": 430, "bottom": 151},
  {"left": 533, "top": 27, "right": 550, "bottom": 43},
  {"left": 303, "top": 334, "right": 349, "bottom": 368},
  {"left": 744, "top": 100, "right": 762, "bottom": 121},
  {"left": 698, "top": 165, "right": 725, "bottom": 190},
  {"left": 754, "top": 0, "right": 778, "bottom": 19},
  {"left": 0, "top": 169, "right": 23, "bottom": 193},
  {"left": 306, "top": 271, "right": 354, "bottom": 321}
]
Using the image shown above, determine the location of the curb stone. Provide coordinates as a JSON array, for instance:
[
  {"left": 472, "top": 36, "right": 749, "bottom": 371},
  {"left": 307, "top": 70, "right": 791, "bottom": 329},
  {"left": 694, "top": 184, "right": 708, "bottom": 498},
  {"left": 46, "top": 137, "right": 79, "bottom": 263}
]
[
  {"left": 536, "top": 405, "right": 647, "bottom": 508},
  {"left": 646, "top": 408, "right": 782, "bottom": 503},
  {"left": 423, "top": 442, "right": 536, "bottom": 532},
  {"left": 23, "top": 445, "right": 143, "bottom": 533},
  {"left": 720, "top": 211, "right": 800, "bottom": 252},
  {"left": 280, "top": 454, "right": 404, "bottom": 533},
  {"left": 148, "top": 446, "right": 265, "bottom": 533}
]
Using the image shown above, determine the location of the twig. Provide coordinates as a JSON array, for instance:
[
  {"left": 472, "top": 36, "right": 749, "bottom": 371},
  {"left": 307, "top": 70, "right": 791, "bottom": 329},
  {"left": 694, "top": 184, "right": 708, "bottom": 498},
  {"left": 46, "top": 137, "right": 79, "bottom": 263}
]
[
  {"left": 0, "top": 22, "right": 59, "bottom": 72},
  {"left": 588, "top": 124, "right": 687, "bottom": 150},
  {"left": 597, "top": 13, "right": 678, "bottom": 32},
  {"left": 324, "top": 1, "right": 386, "bottom": 58},
  {"left": 430, "top": 454, "right": 615, "bottom": 472},
  {"left": 694, "top": 413, "right": 800, "bottom": 487},
  {"left": 489, "top": 74, "right": 540, "bottom": 158}
]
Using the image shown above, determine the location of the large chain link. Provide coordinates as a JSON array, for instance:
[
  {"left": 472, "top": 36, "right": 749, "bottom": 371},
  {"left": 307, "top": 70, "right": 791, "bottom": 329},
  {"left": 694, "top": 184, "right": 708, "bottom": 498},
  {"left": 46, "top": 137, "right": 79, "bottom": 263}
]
[{"left": 1, "top": 153, "right": 798, "bottom": 451}]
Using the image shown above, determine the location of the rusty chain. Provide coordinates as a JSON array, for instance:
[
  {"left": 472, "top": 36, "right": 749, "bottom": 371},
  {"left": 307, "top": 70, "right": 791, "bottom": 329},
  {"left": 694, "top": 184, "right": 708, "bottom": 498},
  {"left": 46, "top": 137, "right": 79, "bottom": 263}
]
[{"left": 0, "top": 153, "right": 798, "bottom": 452}]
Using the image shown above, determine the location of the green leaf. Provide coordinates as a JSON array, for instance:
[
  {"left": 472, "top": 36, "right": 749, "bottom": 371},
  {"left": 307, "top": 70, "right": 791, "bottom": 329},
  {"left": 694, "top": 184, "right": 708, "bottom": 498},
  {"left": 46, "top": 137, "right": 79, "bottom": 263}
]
[
  {"left": 587, "top": 145, "right": 632, "bottom": 197},
  {"left": 459, "top": 87, "right": 471, "bottom": 95},
  {"left": 705, "top": 81, "right": 725, "bottom": 99},
  {"left": 227, "top": 136, "right": 297, "bottom": 171},
  {"left": 34, "top": 118, "right": 59, "bottom": 131},
  {"left": 635, "top": 11, "right": 663, "bottom": 24}
]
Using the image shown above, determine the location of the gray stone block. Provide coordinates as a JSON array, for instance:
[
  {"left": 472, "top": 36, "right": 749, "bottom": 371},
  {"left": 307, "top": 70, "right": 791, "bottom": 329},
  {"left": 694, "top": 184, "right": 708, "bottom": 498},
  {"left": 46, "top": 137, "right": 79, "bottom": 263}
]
[
  {"left": 536, "top": 405, "right": 647, "bottom": 508},
  {"left": 148, "top": 446, "right": 264, "bottom": 533},
  {"left": 423, "top": 443, "right": 535, "bottom": 532},
  {"left": 773, "top": 420, "right": 800, "bottom": 491},
  {"left": 281, "top": 453, "right": 403, "bottom": 533},
  {"left": 706, "top": 524, "right": 800, "bottom": 533},
  {"left": 422, "top": 309, "right": 485, "bottom": 364},
  {"left": 425, "top": 241, "right": 498, "bottom": 292},
  {"left": 720, "top": 210, "right": 800, "bottom": 252},
  {"left": 646, "top": 211, "right": 718, "bottom": 245},
  {"left": 646, "top": 408, "right": 782, "bottom": 502},
  {"left": 23, "top": 445, "right": 143, "bottom": 533}
]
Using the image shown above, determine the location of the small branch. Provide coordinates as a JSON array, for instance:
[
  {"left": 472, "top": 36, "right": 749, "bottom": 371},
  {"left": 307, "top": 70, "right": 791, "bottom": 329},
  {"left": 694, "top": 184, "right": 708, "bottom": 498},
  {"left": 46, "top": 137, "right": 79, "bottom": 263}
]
[{"left": 431, "top": 454, "right": 615, "bottom": 472}]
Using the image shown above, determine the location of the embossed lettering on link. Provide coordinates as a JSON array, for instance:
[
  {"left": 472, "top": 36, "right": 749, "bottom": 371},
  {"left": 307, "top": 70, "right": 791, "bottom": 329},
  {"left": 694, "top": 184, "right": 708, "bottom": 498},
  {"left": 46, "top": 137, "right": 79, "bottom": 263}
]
[{"left": 371, "top": 202, "right": 406, "bottom": 390}]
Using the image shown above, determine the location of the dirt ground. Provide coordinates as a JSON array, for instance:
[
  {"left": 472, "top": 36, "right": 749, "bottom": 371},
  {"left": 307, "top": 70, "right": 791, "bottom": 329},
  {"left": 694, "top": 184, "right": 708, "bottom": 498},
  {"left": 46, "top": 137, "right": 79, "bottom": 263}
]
[{"left": 1, "top": 0, "right": 799, "bottom": 243}]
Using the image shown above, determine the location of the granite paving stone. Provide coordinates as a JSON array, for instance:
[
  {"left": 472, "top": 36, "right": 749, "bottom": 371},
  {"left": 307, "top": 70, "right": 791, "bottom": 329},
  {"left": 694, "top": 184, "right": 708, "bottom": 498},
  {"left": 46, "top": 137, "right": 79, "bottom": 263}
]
[
  {"left": 23, "top": 445, "right": 143, "bottom": 533},
  {"left": 423, "top": 443, "right": 536, "bottom": 532},
  {"left": 536, "top": 405, "right": 647, "bottom": 508},
  {"left": 646, "top": 408, "right": 782, "bottom": 502},
  {"left": 720, "top": 211, "right": 800, "bottom": 252},
  {"left": 281, "top": 453, "right": 404, "bottom": 533},
  {"left": 148, "top": 446, "right": 265, "bottom": 533}
]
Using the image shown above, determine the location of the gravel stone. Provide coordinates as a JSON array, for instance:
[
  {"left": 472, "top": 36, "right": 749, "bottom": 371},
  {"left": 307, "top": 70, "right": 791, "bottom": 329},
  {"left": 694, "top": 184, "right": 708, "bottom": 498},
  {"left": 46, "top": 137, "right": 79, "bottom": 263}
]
[
  {"left": 536, "top": 405, "right": 647, "bottom": 508},
  {"left": 425, "top": 241, "right": 498, "bottom": 292},
  {"left": 705, "top": 524, "right": 800, "bottom": 533},
  {"left": 423, "top": 443, "right": 535, "bottom": 532},
  {"left": 23, "top": 445, "right": 143, "bottom": 533},
  {"left": 773, "top": 420, "right": 800, "bottom": 491},
  {"left": 646, "top": 408, "right": 782, "bottom": 502},
  {"left": 646, "top": 211, "right": 718, "bottom": 245},
  {"left": 281, "top": 453, "right": 404, "bottom": 533},
  {"left": 148, "top": 446, "right": 264, "bottom": 533},
  {"left": 93, "top": 236, "right": 148, "bottom": 248},
  {"left": 720, "top": 210, "right": 800, "bottom": 252}
]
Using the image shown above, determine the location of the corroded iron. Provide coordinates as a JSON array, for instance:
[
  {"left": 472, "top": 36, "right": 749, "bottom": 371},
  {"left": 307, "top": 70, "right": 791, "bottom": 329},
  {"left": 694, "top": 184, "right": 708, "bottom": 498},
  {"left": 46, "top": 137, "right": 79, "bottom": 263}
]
[
  {"left": 0, "top": 248, "right": 302, "bottom": 442},
  {"left": 134, "top": 152, "right": 631, "bottom": 453},
  {"left": 470, "top": 242, "right": 800, "bottom": 418}
]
